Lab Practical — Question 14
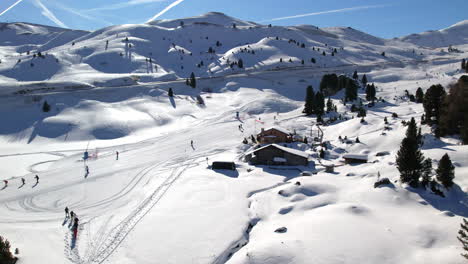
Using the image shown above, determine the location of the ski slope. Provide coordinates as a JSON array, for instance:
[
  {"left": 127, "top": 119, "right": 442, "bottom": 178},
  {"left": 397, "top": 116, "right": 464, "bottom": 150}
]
[{"left": 0, "top": 12, "right": 467, "bottom": 264}]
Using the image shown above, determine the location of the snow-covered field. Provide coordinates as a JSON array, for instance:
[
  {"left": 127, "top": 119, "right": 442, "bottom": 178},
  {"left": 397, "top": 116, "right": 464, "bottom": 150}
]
[{"left": 0, "top": 13, "right": 467, "bottom": 264}]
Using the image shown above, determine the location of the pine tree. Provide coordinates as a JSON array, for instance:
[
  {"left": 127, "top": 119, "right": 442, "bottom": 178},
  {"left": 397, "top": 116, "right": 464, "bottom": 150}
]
[
  {"left": 421, "top": 158, "right": 432, "bottom": 188},
  {"left": 396, "top": 136, "right": 424, "bottom": 187},
  {"left": 168, "top": 88, "right": 174, "bottom": 97},
  {"left": 415, "top": 87, "right": 424, "bottom": 103},
  {"left": 436, "top": 153, "right": 455, "bottom": 188},
  {"left": 423, "top": 84, "right": 446, "bottom": 125},
  {"left": 462, "top": 58, "right": 466, "bottom": 70},
  {"left": 457, "top": 218, "right": 468, "bottom": 260},
  {"left": 438, "top": 75, "right": 468, "bottom": 138},
  {"left": 42, "top": 101, "right": 50, "bottom": 112},
  {"left": 189, "top": 72, "right": 196, "bottom": 88},
  {"left": 314, "top": 91, "right": 325, "bottom": 115},
  {"left": 361, "top": 74, "right": 368, "bottom": 86},
  {"left": 303, "top": 85, "right": 315, "bottom": 116},
  {"left": 0, "top": 236, "right": 16, "bottom": 264},
  {"left": 238, "top": 59, "right": 244, "bottom": 68},
  {"left": 462, "top": 121, "right": 468, "bottom": 145},
  {"left": 355, "top": 137, "right": 360, "bottom": 143},
  {"left": 345, "top": 78, "right": 358, "bottom": 101},
  {"left": 326, "top": 97, "right": 334, "bottom": 112},
  {"left": 406, "top": 117, "right": 418, "bottom": 141},
  {"left": 353, "top": 70, "right": 358, "bottom": 80}
]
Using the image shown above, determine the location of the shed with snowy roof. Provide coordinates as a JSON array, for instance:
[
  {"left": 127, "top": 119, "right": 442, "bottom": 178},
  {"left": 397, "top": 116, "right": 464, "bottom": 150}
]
[
  {"left": 342, "top": 154, "right": 368, "bottom": 164},
  {"left": 245, "top": 144, "right": 309, "bottom": 166}
]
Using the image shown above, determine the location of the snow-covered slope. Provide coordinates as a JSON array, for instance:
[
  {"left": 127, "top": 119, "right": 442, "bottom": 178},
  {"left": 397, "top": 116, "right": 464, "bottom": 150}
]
[
  {"left": 399, "top": 20, "right": 468, "bottom": 48},
  {"left": 149, "top": 11, "right": 259, "bottom": 28},
  {"left": 0, "top": 13, "right": 467, "bottom": 264}
]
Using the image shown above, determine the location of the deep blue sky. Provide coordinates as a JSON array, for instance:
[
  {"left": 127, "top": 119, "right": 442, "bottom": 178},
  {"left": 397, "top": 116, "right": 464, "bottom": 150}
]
[{"left": 0, "top": 0, "right": 466, "bottom": 38}]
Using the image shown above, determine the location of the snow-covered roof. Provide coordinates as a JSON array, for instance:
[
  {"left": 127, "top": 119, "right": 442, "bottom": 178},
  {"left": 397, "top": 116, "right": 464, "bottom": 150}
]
[
  {"left": 246, "top": 144, "right": 309, "bottom": 159},
  {"left": 261, "top": 127, "right": 291, "bottom": 135},
  {"left": 343, "top": 154, "right": 368, "bottom": 160}
]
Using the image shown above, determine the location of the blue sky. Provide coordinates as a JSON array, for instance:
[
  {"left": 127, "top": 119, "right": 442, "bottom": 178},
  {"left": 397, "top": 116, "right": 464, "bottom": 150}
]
[{"left": 0, "top": 0, "right": 466, "bottom": 38}]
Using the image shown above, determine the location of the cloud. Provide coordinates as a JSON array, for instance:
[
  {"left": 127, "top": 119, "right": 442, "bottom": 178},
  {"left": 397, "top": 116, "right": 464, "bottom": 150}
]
[
  {"left": 33, "top": 0, "right": 68, "bottom": 28},
  {"left": 88, "top": 0, "right": 167, "bottom": 12},
  {"left": 261, "top": 5, "right": 388, "bottom": 22},
  {"left": 0, "top": 0, "right": 25, "bottom": 17},
  {"left": 146, "top": 0, "right": 185, "bottom": 22}
]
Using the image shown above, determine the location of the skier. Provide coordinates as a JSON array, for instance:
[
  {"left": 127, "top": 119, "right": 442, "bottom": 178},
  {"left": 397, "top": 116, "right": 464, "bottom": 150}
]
[
  {"left": 70, "top": 211, "right": 75, "bottom": 221},
  {"left": 21, "top": 178, "right": 25, "bottom": 185},
  {"left": 65, "top": 207, "right": 69, "bottom": 218},
  {"left": 34, "top": 175, "right": 39, "bottom": 184},
  {"left": 72, "top": 217, "right": 79, "bottom": 239},
  {"left": 190, "top": 140, "right": 194, "bottom": 149},
  {"left": 116, "top": 151, "right": 119, "bottom": 160},
  {"left": 85, "top": 165, "right": 89, "bottom": 175},
  {"left": 3, "top": 180, "right": 8, "bottom": 187},
  {"left": 236, "top": 111, "right": 239, "bottom": 119}
]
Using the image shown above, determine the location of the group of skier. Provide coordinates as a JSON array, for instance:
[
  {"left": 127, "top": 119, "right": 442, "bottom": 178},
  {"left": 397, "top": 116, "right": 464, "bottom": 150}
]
[
  {"left": 2, "top": 175, "right": 39, "bottom": 188},
  {"left": 65, "top": 207, "right": 80, "bottom": 239}
]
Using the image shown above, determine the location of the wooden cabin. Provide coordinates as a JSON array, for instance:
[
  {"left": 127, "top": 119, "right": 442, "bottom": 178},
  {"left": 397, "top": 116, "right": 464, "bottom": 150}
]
[
  {"left": 343, "top": 154, "right": 368, "bottom": 164},
  {"left": 257, "top": 127, "right": 292, "bottom": 144},
  {"left": 245, "top": 144, "right": 309, "bottom": 166}
]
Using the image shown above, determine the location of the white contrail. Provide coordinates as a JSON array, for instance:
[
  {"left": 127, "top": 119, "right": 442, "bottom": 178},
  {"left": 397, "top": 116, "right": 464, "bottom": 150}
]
[
  {"left": 33, "top": 0, "right": 68, "bottom": 28},
  {"left": 146, "top": 0, "right": 185, "bottom": 22},
  {"left": 261, "top": 5, "right": 387, "bottom": 22},
  {"left": 88, "top": 0, "right": 166, "bottom": 12},
  {"left": 0, "top": 0, "right": 25, "bottom": 17},
  {"left": 52, "top": 2, "right": 113, "bottom": 26}
]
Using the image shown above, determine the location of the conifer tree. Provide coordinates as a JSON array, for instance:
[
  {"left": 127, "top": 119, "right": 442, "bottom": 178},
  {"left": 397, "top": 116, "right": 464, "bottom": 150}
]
[
  {"left": 415, "top": 87, "right": 424, "bottom": 103},
  {"left": 406, "top": 117, "right": 418, "bottom": 141},
  {"left": 457, "top": 218, "right": 468, "bottom": 260},
  {"left": 238, "top": 59, "right": 244, "bottom": 68},
  {"left": 326, "top": 97, "right": 334, "bottom": 112},
  {"left": 436, "top": 153, "right": 455, "bottom": 188},
  {"left": 314, "top": 91, "right": 325, "bottom": 115},
  {"left": 0, "top": 236, "right": 16, "bottom": 264},
  {"left": 423, "top": 84, "right": 446, "bottom": 125},
  {"left": 353, "top": 70, "right": 358, "bottom": 80},
  {"left": 42, "top": 101, "right": 50, "bottom": 112},
  {"left": 462, "top": 58, "right": 466, "bottom": 70},
  {"left": 421, "top": 158, "right": 432, "bottom": 188},
  {"left": 303, "top": 85, "right": 315, "bottom": 116},
  {"left": 345, "top": 78, "right": 358, "bottom": 101},
  {"left": 438, "top": 75, "right": 468, "bottom": 138},
  {"left": 396, "top": 122, "right": 424, "bottom": 187},
  {"left": 361, "top": 74, "right": 368, "bottom": 86},
  {"left": 189, "top": 72, "right": 196, "bottom": 88},
  {"left": 168, "top": 88, "right": 174, "bottom": 97}
]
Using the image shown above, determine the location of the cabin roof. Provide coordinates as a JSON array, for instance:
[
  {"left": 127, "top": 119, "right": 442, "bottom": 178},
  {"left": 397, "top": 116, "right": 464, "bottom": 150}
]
[
  {"left": 343, "top": 154, "right": 368, "bottom": 160},
  {"left": 246, "top": 144, "right": 309, "bottom": 158},
  {"left": 260, "top": 127, "right": 290, "bottom": 135}
]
